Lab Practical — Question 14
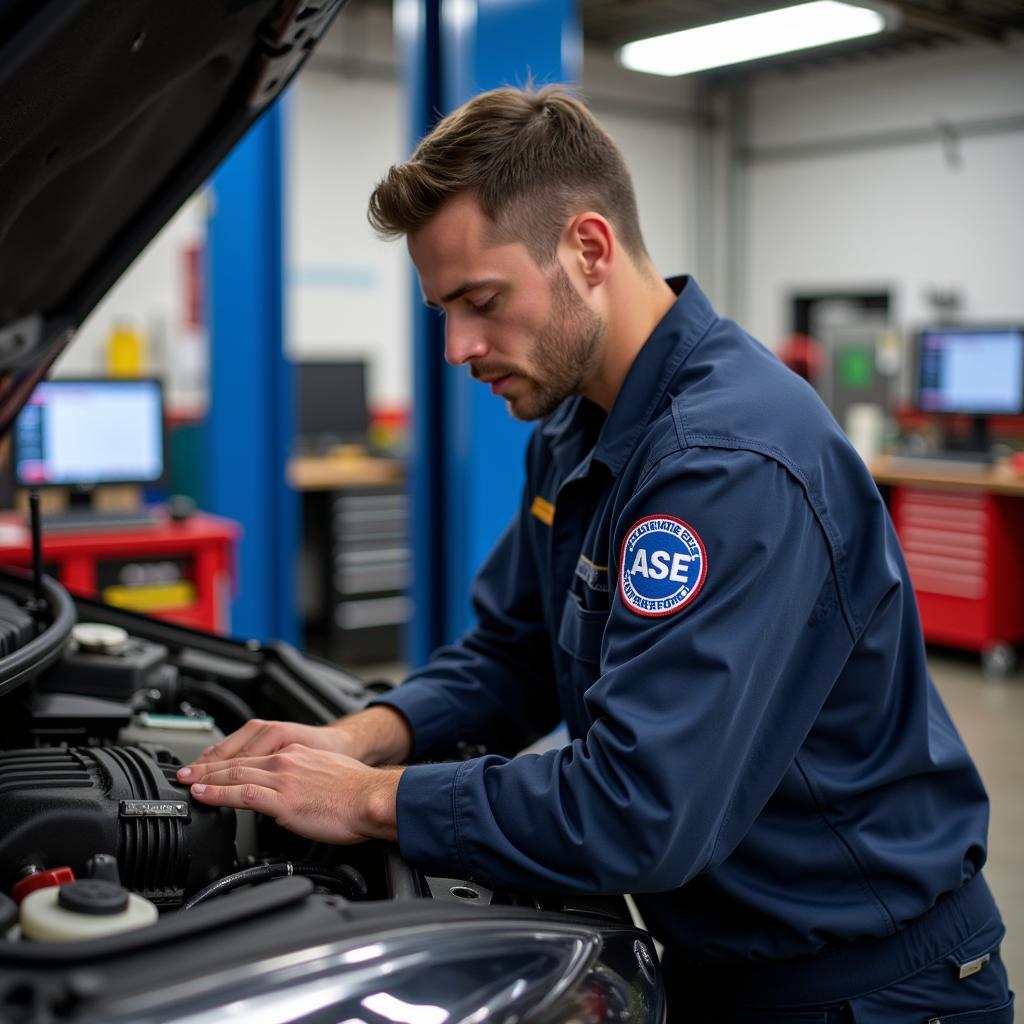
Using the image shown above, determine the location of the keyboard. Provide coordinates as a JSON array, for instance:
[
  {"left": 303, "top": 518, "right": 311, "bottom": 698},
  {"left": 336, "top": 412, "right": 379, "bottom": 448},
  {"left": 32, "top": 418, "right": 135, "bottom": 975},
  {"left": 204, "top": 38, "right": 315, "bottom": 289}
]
[
  {"left": 40, "top": 509, "right": 160, "bottom": 532},
  {"left": 883, "top": 454, "right": 993, "bottom": 476}
]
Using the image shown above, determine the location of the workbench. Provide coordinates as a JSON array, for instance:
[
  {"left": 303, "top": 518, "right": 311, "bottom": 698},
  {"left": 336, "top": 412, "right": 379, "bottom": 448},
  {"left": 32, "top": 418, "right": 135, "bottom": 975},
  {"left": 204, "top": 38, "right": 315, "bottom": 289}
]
[{"left": 287, "top": 452, "right": 405, "bottom": 490}]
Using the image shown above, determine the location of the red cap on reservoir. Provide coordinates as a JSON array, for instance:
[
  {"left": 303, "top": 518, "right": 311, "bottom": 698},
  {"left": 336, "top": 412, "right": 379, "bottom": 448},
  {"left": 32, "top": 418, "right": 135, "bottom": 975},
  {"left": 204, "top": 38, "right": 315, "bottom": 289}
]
[{"left": 12, "top": 867, "right": 76, "bottom": 904}]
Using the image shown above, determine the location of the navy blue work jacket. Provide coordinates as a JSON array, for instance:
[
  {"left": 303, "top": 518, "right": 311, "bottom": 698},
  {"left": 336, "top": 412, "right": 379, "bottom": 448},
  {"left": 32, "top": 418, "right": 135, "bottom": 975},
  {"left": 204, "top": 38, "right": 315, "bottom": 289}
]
[{"left": 375, "top": 276, "right": 990, "bottom": 963}]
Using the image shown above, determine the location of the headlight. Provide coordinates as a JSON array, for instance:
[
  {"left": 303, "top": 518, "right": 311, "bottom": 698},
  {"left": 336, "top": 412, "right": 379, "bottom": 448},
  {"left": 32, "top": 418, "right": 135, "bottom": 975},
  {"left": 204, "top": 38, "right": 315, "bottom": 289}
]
[{"left": 100, "top": 918, "right": 660, "bottom": 1023}]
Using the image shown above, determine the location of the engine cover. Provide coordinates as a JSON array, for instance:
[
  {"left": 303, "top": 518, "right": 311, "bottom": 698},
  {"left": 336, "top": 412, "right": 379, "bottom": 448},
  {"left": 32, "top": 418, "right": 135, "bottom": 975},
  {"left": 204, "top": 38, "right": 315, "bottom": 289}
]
[{"left": 0, "top": 745, "right": 235, "bottom": 907}]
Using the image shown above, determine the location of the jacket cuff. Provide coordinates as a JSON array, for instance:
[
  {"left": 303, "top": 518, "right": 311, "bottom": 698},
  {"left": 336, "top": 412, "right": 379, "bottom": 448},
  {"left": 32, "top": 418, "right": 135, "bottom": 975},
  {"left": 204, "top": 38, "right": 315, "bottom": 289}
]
[
  {"left": 368, "top": 681, "right": 459, "bottom": 761},
  {"left": 395, "top": 761, "right": 470, "bottom": 878}
]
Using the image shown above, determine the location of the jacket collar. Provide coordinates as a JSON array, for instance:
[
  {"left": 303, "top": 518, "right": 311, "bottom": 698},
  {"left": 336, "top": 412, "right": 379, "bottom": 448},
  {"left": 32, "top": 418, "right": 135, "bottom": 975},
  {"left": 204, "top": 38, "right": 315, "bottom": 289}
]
[{"left": 541, "top": 275, "right": 718, "bottom": 477}]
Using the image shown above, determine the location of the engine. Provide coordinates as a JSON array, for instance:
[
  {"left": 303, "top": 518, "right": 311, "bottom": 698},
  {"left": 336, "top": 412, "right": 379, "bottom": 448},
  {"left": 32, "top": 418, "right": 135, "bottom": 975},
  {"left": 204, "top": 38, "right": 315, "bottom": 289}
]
[
  {"left": 0, "top": 744, "right": 235, "bottom": 908},
  {"left": 0, "top": 613, "right": 246, "bottom": 918},
  {"left": 0, "top": 610, "right": 249, "bottom": 928},
  {"left": 0, "top": 584, "right": 384, "bottom": 946}
]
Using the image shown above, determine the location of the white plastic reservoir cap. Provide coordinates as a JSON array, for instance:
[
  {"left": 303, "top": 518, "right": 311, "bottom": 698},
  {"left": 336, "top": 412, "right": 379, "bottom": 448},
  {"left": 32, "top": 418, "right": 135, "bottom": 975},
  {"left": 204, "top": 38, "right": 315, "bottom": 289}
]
[
  {"left": 71, "top": 623, "right": 130, "bottom": 652},
  {"left": 20, "top": 883, "right": 158, "bottom": 942}
]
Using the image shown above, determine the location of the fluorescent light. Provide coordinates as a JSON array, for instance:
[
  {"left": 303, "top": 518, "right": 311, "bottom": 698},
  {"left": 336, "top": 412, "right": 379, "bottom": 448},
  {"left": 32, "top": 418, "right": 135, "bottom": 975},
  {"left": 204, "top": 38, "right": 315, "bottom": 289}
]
[{"left": 618, "top": 2, "right": 888, "bottom": 77}]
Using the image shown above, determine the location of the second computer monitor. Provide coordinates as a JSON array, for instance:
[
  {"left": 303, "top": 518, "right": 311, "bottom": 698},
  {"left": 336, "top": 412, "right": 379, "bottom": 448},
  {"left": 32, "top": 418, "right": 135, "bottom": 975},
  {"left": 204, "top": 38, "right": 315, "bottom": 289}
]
[
  {"left": 916, "top": 326, "right": 1024, "bottom": 417},
  {"left": 295, "top": 361, "right": 369, "bottom": 452}
]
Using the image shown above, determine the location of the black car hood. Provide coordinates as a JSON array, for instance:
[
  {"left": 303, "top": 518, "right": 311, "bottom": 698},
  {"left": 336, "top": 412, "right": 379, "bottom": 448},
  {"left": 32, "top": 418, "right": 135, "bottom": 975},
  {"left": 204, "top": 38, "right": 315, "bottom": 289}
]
[{"left": 0, "top": 0, "right": 347, "bottom": 432}]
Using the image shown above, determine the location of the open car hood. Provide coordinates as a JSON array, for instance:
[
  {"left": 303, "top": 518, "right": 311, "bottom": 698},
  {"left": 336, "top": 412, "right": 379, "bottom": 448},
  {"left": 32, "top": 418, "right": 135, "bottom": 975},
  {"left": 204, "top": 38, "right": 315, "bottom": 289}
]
[{"left": 0, "top": 0, "right": 348, "bottom": 433}]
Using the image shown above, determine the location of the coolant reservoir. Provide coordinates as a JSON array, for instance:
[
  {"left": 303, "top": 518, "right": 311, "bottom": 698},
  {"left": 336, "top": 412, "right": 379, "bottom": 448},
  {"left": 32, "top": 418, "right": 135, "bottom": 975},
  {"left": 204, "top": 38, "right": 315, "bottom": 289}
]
[{"left": 20, "top": 881, "right": 157, "bottom": 942}]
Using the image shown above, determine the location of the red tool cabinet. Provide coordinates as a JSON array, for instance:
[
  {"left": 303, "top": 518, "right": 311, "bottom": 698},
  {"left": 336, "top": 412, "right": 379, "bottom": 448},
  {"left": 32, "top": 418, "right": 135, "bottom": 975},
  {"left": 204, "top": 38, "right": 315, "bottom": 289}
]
[
  {"left": 889, "top": 484, "right": 1024, "bottom": 668},
  {"left": 0, "top": 512, "right": 239, "bottom": 634}
]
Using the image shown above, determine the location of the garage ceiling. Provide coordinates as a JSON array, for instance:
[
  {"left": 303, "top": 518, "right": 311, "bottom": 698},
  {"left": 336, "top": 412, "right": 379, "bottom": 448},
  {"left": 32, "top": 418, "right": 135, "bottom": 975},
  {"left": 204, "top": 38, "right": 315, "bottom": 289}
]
[{"left": 582, "top": 1, "right": 1024, "bottom": 76}]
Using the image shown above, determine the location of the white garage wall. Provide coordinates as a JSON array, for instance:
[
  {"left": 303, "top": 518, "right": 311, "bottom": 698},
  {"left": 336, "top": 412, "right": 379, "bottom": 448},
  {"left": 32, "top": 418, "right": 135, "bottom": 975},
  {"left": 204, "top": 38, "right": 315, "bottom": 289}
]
[
  {"left": 597, "top": 105, "right": 696, "bottom": 276},
  {"left": 52, "top": 196, "right": 208, "bottom": 415},
  {"left": 583, "top": 49, "right": 699, "bottom": 281},
  {"left": 743, "top": 36, "right": 1024, "bottom": 349},
  {"left": 286, "top": 4, "right": 409, "bottom": 410}
]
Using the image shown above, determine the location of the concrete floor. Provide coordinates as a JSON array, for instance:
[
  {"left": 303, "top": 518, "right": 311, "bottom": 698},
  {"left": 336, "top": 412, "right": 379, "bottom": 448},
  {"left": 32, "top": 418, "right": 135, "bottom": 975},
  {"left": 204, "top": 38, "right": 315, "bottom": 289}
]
[
  {"left": 931, "top": 651, "right": 1023, "bottom": 989},
  {"left": 365, "top": 651, "right": 1022, "bottom": 988}
]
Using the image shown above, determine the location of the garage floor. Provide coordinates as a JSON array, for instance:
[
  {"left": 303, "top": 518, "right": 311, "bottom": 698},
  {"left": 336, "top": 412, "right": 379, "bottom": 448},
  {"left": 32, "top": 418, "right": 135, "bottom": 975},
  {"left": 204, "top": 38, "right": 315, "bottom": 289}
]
[
  {"left": 932, "top": 652, "right": 1022, "bottom": 989},
  {"left": 363, "top": 652, "right": 1022, "bottom": 990}
]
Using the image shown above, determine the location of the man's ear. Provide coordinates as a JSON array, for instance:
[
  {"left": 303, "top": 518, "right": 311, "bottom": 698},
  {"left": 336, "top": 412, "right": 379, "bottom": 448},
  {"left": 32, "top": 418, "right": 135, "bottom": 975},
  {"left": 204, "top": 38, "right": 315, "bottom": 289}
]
[{"left": 565, "top": 212, "right": 613, "bottom": 287}]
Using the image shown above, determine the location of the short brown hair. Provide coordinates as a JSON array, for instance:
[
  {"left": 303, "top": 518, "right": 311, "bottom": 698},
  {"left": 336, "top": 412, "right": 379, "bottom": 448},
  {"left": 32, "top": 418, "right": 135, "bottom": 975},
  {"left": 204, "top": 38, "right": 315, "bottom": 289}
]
[{"left": 367, "top": 84, "right": 648, "bottom": 265}]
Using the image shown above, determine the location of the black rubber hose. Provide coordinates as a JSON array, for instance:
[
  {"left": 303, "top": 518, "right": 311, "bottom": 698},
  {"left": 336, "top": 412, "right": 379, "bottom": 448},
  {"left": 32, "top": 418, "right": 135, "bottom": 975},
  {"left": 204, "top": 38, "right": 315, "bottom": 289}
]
[
  {"left": 183, "top": 861, "right": 367, "bottom": 910},
  {"left": 183, "top": 864, "right": 280, "bottom": 910},
  {"left": 181, "top": 679, "right": 257, "bottom": 732},
  {"left": 292, "top": 862, "right": 368, "bottom": 899},
  {"left": 0, "top": 576, "right": 76, "bottom": 699}
]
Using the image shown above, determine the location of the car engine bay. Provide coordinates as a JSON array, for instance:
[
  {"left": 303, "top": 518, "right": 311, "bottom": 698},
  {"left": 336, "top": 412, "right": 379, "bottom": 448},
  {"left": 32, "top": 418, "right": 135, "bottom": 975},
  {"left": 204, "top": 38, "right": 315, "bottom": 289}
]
[{"left": 0, "top": 567, "right": 383, "bottom": 928}]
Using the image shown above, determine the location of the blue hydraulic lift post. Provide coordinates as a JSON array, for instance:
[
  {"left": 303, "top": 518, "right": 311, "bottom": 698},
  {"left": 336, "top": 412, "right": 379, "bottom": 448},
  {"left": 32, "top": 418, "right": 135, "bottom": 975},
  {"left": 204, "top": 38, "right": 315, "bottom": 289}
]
[
  {"left": 203, "top": 97, "right": 299, "bottom": 646},
  {"left": 402, "top": 0, "right": 581, "bottom": 666},
  {"left": 397, "top": 0, "right": 447, "bottom": 668}
]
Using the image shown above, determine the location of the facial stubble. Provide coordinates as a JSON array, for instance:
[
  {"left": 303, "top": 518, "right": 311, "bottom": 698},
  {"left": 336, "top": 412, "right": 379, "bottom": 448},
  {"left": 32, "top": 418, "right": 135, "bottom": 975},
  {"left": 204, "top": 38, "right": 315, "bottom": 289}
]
[{"left": 506, "top": 265, "right": 605, "bottom": 422}]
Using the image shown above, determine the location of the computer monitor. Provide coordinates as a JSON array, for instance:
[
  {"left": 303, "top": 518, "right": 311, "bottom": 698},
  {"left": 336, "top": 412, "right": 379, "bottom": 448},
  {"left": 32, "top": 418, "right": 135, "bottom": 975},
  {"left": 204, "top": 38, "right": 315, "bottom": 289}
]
[
  {"left": 12, "top": 378, "right": 165, "bottom": 489},
  {"left": 915, "top": 326, "right": 1024, "bottom": 454},
  {"left": 916, "top": 326, "right": 1024, "bottom": 415},
  {"left": 295, "top": 361, "right": 369, "bottom": 452}
]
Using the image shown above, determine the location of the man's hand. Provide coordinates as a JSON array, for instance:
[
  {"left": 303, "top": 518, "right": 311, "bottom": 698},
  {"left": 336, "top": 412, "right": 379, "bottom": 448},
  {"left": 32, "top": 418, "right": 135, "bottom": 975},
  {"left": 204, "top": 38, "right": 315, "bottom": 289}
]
[
  {"left": 192, "top": 705, "right": 413, "bottom": 768},
  {"left": 177, "top": 745, "right": 402, "bottom": 845}
]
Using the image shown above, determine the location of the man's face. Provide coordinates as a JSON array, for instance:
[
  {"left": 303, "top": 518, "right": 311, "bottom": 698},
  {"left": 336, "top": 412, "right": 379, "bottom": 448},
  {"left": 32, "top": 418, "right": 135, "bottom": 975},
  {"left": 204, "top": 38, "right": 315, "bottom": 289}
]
[{"left": 408, "top": 194, "right": 605, "bottom": 421}]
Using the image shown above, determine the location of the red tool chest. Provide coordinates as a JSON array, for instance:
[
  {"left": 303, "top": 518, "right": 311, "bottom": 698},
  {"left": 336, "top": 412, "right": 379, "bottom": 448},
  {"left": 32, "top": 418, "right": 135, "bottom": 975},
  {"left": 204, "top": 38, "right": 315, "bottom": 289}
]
[
  {"left": 0, "top": 512, "right": 239, "bottom": 634},
  {"left": 890, "top": 485, "right": 1024, "bottom": 666}
]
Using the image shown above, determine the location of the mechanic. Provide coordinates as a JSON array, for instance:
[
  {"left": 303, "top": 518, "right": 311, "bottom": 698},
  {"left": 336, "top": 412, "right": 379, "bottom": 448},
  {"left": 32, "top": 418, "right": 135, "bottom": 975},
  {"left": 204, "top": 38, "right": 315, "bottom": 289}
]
[{"left": 179, "top": 86, "right": 1012, "bottom": 1021}]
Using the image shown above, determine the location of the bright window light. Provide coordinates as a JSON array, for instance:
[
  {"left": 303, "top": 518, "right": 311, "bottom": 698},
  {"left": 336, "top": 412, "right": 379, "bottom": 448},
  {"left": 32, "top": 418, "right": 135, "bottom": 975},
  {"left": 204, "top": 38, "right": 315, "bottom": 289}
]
[{"left": 618, "top": 2, "right": 888, "bottom": 77}]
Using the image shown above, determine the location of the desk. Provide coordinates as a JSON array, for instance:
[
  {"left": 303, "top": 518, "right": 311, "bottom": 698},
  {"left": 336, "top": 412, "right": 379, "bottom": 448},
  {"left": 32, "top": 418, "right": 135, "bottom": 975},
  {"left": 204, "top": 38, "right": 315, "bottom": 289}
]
[
  {"left": 289, "top": 455, "right": 408, "bottom": 664},
  {"left": 288, "top": 454, "right": 404, "bottom": 491},
  {"left": 869, "top": 457, "right": 1024, "bottom": 670},
  {"left": 0, "top": 512, "right": 238, "bottom": 634},
  {"left": 869, "top": 456, "right": 1024, "bottom": 498}
]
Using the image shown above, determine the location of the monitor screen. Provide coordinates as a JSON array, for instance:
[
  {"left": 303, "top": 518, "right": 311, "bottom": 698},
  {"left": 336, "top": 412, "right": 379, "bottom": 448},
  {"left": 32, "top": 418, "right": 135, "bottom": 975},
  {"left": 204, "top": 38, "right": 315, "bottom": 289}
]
[
  {"left": 916, "top": 326, "right": 1024, "bottom": 416},
  {"left": 12, "top": 378, "right": 165, "bottom": 487},
  {"left": 295, "top": 361, "right": 369, "bottom": 449}
]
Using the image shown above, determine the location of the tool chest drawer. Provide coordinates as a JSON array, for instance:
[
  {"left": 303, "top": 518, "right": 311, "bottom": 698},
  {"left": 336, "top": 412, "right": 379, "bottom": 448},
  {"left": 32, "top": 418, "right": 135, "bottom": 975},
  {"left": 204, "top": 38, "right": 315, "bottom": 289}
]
[{"left": 890, "top": 486, "right": 1024, "bottom": 660}]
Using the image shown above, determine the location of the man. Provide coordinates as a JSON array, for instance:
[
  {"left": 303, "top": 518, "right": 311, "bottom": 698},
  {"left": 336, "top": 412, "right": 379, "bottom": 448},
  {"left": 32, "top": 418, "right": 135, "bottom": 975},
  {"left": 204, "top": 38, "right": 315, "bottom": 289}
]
[{"left": 179, "top": 86, "right": 1012, "bottom": 1020}]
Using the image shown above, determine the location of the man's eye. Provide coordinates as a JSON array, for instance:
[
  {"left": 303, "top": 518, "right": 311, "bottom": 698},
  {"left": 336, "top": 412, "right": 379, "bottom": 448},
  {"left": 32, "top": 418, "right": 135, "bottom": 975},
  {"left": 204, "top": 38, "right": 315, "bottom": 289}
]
[{"left": 471, "top": 296, "right": 497, "bottom": 314}]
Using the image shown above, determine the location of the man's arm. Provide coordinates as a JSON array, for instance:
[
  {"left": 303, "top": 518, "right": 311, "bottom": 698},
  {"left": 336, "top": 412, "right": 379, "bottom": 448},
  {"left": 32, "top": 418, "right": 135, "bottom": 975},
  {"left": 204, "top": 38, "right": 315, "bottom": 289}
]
[
  {"left": 180, "top": 745, "right": 403, "bottom": 844},
  {"left": 333, "top": 704, "right": 414, "bottom": 765},
  {"left": 192, "top": 704, "right": 413, "bottom": 768}
]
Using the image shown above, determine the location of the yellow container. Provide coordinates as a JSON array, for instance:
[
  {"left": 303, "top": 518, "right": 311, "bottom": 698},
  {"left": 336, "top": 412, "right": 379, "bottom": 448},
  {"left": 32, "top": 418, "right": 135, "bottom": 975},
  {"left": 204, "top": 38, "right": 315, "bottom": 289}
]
[{"left": 106, "top": 321, "right": 146, "bottom": 377}]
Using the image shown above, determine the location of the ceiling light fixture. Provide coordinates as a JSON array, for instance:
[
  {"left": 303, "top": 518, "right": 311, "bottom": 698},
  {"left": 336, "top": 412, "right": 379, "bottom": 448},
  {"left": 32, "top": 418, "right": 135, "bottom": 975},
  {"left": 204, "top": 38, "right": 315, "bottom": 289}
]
[{"left": 618, "top": 2, "right": 890, "bottom": 77}]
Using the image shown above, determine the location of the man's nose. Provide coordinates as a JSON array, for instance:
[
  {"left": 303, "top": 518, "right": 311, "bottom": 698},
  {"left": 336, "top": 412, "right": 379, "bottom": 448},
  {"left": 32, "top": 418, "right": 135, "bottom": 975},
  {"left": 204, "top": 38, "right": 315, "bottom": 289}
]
[{"left": 444, "top": 318, "right": 488, "bottom": 366}]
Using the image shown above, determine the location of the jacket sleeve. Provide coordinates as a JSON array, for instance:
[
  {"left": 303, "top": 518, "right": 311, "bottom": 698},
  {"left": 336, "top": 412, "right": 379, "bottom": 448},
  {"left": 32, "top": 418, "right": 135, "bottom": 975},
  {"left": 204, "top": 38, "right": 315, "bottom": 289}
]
[
  {"left": 393, "top": 447, "right": 844, "bottom": 893},
  {"left": 371, "top": 466, "right": 562, "bottom": 761}
]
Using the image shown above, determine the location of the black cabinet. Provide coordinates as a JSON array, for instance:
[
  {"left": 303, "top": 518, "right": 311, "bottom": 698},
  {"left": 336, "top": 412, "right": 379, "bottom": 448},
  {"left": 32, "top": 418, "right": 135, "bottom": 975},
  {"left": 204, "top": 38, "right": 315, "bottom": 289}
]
[{"left": 301, "top": 484, "right": 410, "bottom": 664}]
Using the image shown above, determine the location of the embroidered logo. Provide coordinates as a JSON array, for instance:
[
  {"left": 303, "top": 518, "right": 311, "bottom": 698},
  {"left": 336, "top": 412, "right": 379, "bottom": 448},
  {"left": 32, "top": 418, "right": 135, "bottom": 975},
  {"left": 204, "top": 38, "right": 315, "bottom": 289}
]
[{"left": 619, "top": 515, "right": 707, "bottom": 617}]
